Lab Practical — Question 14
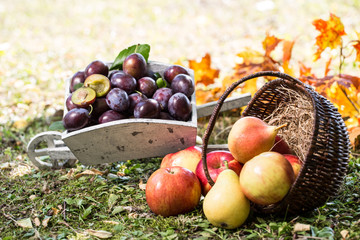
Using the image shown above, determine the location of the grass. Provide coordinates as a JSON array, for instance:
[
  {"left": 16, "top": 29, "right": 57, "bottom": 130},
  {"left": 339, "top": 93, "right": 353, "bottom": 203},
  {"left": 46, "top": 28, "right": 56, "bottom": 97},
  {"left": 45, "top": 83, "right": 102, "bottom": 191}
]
[{"left": 0, "top": 116, "right": 359, "bottom": 239}]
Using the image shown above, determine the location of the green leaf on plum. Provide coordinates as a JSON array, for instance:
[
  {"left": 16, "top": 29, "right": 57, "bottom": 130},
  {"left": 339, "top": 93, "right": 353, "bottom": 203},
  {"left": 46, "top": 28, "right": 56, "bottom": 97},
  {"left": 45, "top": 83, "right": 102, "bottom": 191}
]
[
  {"left": 73, "top": 83, "right": 84, "bottom": 91},
  {"left": 49, "top": 120, "right": 66, "bottom": 131},
  {"left": 110, "top": 44, "right": 151, "bottom": 70},
  {"left": 156, "top": 77, "right": 168, "bottom": 88}
]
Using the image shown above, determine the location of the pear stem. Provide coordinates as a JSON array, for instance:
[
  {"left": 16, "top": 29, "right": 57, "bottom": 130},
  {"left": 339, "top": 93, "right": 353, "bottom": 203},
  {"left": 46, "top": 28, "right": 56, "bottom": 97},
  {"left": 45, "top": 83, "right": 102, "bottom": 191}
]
[{"left": 275, "top": 123, "right": 288, "bottom": 131}]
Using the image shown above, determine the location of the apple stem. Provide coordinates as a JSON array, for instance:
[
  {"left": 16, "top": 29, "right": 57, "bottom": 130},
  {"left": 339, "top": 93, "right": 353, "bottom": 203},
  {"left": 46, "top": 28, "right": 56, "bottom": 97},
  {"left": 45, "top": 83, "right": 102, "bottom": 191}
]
[
  {"left": 223, "top": 160, "right": 229, "bottom": 169},
  {"left": 275, "top": 123, "right": 288, "bottom": 131}
]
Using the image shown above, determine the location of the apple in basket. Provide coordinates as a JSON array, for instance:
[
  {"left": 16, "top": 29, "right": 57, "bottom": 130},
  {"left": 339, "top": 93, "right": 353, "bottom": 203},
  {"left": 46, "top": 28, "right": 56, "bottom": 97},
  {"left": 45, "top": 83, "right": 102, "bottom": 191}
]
[
  {"left": 283, "top": 154, "right": 302, "bottom": 178},
  {"left": 240, "top": 151, "right": 295, "bottom": 205},
  {"left": 145, "top": 166, "right": 201, "bottom": 217}
]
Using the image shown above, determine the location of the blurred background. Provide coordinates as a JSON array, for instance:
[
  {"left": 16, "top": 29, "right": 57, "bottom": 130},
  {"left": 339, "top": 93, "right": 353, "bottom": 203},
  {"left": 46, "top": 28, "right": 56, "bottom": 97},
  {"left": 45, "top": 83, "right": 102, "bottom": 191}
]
[{"left": 0, "top": 0, "right": 359, "bottom": 126}]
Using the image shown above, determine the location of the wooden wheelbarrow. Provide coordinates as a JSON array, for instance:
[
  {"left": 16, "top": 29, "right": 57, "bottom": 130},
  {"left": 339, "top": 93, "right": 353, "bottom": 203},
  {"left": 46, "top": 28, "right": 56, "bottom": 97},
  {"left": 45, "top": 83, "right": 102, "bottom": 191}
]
[{"left": 27, "top": 62, "right": 251, "bottom": 170}]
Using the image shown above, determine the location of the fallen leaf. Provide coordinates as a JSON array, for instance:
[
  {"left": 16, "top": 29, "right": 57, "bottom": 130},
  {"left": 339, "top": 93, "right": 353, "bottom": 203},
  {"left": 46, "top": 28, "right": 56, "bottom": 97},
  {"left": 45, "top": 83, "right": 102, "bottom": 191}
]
[
  {"left": 12, "top": 119, "right": 29, "bottom": 130},
  {"left": 29, "top": 195, "right": 37, "bottom": 201},
  {"left": 312, "top": 13, "right": 346, "bottom": 61},
  {"left": 42, "top": 181, "right": 50, "bottom": 193},
  {"left": 112, "top": 206, "right": 125, "bottom": 215},
  {"left": 103, "top": 220, "right": 120, "bottom": 225},
  {"left": 139, "top": 179, "right": 146, "bottom": 191},
  {"left": 0, "top": 162, "right": 16, "bottom": 170},
  {"left": 108, "top": 194, "right": 119, "bottom": 209},
  {"left": 16, "top": 218, "right": 33, "bottom": 229},
  {"left": 293, "top": 223, "right": 311, "bottom": 232},
  {"left": 340, "top": 229, "right": 349, "bottom": 239},
  {"left": 74, "top": 168, "right": 105, "bottom": 179},
  {"left": 34, "top": 217, "right": 41, "bottom": 227},
  {"left": 86, "top": 229, "right": 113, "bottom": 239},
  {"left": 42, "top": 217, "right": 51, "bottom": 228},
  {"left": 9, "top": 164, "right": 32, "bottom": 178},
  {"left": 52, "top": 207, "right": 60, "bottom": 216}
]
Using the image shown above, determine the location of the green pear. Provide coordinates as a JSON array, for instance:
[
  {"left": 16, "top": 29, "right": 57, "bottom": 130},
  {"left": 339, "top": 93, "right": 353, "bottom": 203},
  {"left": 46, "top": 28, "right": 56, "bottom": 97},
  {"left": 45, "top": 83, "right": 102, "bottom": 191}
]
[
  {"left": 228, "top": 116, "right": 287, "bottom": 164},
  {"left": 203, "top": 169, "right": 250, "bottom": 229}
]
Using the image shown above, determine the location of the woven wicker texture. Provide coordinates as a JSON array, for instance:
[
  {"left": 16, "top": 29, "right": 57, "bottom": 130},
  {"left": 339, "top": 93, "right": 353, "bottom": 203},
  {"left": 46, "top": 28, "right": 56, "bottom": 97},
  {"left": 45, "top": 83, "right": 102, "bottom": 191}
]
[{"left": 201, "top": 71, "right": 350, "bottom": 215}]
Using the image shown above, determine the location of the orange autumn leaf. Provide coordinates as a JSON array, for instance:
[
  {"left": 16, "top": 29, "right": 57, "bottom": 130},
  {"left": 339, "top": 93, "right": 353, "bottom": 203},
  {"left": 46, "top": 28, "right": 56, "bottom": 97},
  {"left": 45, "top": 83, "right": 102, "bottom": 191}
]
[
  {"left": 324, "top": 57, "right": 333, "bottom": 76},
  {"left": 222, "top": 45, "right": 281, "bottom": 97},
  {"left": 262, "top": 33, "right": 282, "bottom": 57},
  {"left": 282, "top": 39, "right": 295, "bottom": 75},
  {"left": 282, "top": 39, "right": 295, "bottom": 64},
  {"left": 195, "top": 87, "right": 222, "bottom": 105},
  {"left": 349, "top": 126, "right": 360, "bottom": 148},
  {"left": 312, "top": 13, "right": 346, "bottom": 61},
  {"left": 298, "top": 61, "right": 315, "bottom": 80},
  {"left": 354, "top": 41, "right": 360, "bottom": 62},
  {"left": 353, "top": 32, "right": 360, "bottom": 63},
  {"left": 173, "top": 58, "right": 187, "bottom": 67},
  {"left": 299, "top": 74, "right": 360, "bottom": 129},
  {"left": 324, "top": 80, "right": 359, "bottom": 120},
  {"left": 189, "top": 53, "right": 220, "bottom": 86}
]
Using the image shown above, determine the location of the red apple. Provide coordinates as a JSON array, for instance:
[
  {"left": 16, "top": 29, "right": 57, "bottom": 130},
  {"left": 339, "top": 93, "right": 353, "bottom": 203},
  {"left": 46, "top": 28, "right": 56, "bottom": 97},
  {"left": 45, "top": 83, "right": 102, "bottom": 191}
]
[
  {"left": 271, "top": 135, "right": 292, "bottom": 155},
  {"left": 145, "top": 166, "right": 201, "bottom": 217},
  {"left": 283, "top": 154, "right": 302, "bottom": 178},
  {"left": 195, "top": 150, "right": 243, "bottom": 196},
  {"left": 160, "top": 146, "right": 202, "bottom": 173},
  {"left": 240, "top": 151, "right": 295, "bottom": 205}
]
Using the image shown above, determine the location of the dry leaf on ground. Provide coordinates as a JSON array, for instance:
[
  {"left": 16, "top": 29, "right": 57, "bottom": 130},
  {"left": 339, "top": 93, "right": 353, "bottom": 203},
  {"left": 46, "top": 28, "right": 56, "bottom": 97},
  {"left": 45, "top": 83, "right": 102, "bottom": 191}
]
[
  {"left": 16, "top": 218, "right": 33, "bottom": 229},
  {"left": 86, "top": 229, "right": 113, "bottom": 239},
  {"left": 293, "top": 223, "right": 311, "bottom": 232}
]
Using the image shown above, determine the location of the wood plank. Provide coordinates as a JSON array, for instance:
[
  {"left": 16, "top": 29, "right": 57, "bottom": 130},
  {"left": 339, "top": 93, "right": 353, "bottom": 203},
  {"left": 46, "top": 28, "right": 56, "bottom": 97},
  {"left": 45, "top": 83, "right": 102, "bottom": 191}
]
[
  {"left": 196, "top": 94, "right": 251, "bottom": 118},
  {"left": 62, "top": 119, "right": 197, "bottom": 165}
]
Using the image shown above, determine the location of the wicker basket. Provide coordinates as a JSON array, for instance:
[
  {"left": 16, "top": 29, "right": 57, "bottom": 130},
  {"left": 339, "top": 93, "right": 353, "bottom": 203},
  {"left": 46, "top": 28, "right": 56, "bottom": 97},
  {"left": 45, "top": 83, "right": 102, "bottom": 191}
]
[{"left": 201, "top": 71, "right": 350, "bottom": 215}]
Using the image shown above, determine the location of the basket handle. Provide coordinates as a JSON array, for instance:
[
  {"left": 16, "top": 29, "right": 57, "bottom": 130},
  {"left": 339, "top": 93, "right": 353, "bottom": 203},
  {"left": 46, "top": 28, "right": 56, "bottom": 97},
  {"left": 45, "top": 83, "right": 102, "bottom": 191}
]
[{"left": 201, "top": 71, "right": 303, "bottom": 186}]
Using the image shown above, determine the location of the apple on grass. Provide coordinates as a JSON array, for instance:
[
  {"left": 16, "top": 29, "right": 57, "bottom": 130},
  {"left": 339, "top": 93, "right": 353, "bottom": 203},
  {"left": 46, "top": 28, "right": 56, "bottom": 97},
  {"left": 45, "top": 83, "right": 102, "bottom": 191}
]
[
  {"left": 240, "top": 151, "right": 295, "bottom": 206},
  {"left": 283, "top": 154, "right": 302, "bottom": 178},
  {"left": 145, "top": 166, "right": 201, "bottom": 217},
  {"left": 160, "top": 146, "right": 202, "bottom": 173},
  {"left": 195, "top": 150, "right": 243, "bottom": 196}
]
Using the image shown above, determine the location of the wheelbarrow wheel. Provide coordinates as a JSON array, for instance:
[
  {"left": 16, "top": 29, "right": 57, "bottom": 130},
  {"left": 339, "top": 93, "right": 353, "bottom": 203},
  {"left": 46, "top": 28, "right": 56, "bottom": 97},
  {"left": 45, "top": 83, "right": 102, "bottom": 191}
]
[{"left": 27, "top": 131, "right": 77, "bottom": 170}]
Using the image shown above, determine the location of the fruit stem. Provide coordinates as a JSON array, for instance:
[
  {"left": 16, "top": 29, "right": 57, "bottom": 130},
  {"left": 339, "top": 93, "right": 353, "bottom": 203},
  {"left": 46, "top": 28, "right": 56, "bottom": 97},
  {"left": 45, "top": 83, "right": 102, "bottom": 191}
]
[
  {"left": 275, "top": 123, "right": 288, "bottom": 131},
  {"left": 88, "top": 104, "right": 93, "bottom": 115},
  {"left": 135, "top": 90, "right": 143, "bottom": 97},
  {"left": 223, "top": 160, "right": 229, "bottom": 169},
  {"left": 134, "top": 44, "right": 139, "bottom": 53}
]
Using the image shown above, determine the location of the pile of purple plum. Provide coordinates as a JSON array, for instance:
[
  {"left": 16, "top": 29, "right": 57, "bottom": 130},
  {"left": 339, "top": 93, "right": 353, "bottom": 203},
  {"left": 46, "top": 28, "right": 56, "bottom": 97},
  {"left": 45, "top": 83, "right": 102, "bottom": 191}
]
[{"left": 63, "top": 53, "right": 195, "bottom": 132}]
